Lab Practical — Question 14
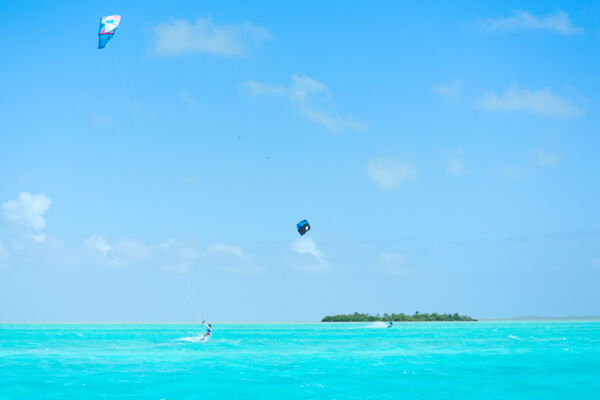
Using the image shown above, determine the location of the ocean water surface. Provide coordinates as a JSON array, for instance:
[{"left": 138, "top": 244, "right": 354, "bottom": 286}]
[{"left": 1, "top": 321, "right": 599, "bottom": 399}]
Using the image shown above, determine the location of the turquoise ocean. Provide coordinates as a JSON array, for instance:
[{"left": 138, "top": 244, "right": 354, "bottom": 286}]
[{"left": 1, "top": 321, "right": 599, "bottom": 399}]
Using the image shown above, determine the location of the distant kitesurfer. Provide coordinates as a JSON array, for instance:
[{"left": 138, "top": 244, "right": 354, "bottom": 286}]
[
  {"left": 387, "top": 321, "right": 393, "bottom": 328},
  {"left": 201, "top": 320, "right": 212, "bottom": 341}
]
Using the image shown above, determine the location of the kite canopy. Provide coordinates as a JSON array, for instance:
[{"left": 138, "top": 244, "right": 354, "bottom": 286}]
[
  {"left": 296, "top": 219, "right": 311, "bottom": 236},
  {"left": 98, "top": 15, "right": 121, "bottom": 49}
]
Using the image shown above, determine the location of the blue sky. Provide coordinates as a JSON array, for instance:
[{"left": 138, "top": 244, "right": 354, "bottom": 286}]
[{"left": 1, "top": 1, "right": 599, "bottom": 321}]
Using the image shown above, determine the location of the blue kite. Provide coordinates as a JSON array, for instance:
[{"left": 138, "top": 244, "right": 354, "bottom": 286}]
[
  {"left": 98, "top": 15, "right": 121, "bottom": 49},
  {"left": 296, "top": 219, "right": 311, "bottom": 236}
]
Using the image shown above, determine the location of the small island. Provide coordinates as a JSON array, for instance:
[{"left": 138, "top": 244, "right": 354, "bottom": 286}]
[{"left": 322, "top": 312, "right": 476, "bottom": 322}]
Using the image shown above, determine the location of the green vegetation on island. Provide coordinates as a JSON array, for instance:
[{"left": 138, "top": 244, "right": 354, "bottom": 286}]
[{"left": 321, "top": 312, "right": 476, "bottom": 322}]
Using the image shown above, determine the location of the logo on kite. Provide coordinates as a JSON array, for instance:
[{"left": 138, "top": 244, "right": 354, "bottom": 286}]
[
  {"left": 98, "top": 15, "right": 121, "bottom": 49},
  {"left": 296, "top": 219, "right": 311, "bottom": 236}
]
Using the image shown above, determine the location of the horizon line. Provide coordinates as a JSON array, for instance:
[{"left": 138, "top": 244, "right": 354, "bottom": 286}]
[{"left": 2, "top": 316, "right": 600, "bottom": 324}]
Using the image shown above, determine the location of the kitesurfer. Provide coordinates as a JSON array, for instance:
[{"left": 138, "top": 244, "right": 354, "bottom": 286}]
[
  {"left": 202, "top": 320, "right": 212, "bottom": 341},
  {"left": 387, "top": 321, "right": 393, "bottom": 328}
]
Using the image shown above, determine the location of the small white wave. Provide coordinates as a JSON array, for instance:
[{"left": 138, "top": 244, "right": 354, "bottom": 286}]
[
  {"left": 508, "top": 335, "right": 522, "bottom": 341},
  {"left": 367, "top": 322, "right": 389, "bottom": 328},
  {"left": 177, "top": 334, "right": 209, "bottom": 343}
]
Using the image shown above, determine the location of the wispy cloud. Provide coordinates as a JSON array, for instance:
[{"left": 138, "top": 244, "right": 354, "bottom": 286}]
[
  {"left": 2, "top": 192, "right": 51, "bottom": 242},
  {"left": 29, "top": 234, "right": 47, "bottom": 243},
  {"left": 431, "top": 80, "right": 463, "bottom": 99},
  {"left": 85, "top": 236, "right": 256, "bottom": 275},
  {"left": 534, "top": 150, "right": 558, "bottom": 167},
  {"left": 158, "top": 239, "right": 200, "bottom": 258},
  {"left": 482, "top": 10, "right": 583, "bottom": 35},
  {"left": 476, "top": 84, "right": 582, "bottom": 118},
  {"left": 290, "top": 237, "right": 323, "bottom": 262},
  {"left": 153, "top": 17, "right": 270, "bottom": 56},
  {"left": 86, "top": 234, "right": 113, "bottom": 256},
  {"left": 289, "top": 237, "right": 331, "bottom": 274},
  {"left": 208, "top": 242, "right": 244, "bottom": 258},
  {"left": 366, "top": 157, "right": 418, "bottom": 190},
  {"left": 88, "top": 236, "right": 196, "bottom": 271},
  {"left": 244, "top": 74, "right": 367, "bottom": 132},
  {"left": 87, "top": 235, "right": 151, "bottom": 267}
]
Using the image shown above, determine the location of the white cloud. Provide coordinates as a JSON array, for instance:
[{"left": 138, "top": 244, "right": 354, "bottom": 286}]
[
  {"left": 245, "top": 74, "right": 367, "bottom": 132},
  {"left": 3, "top": 192, "right": 51, "bottom": 231},
  {"left": 87, "top": 235, "right": 201, "bottom": 271},
  {"left": 534, "top": 150, "right": 558, "bottom": 167},
  {"left": 85, "top": 235, "right": 261, "bottom": 274},
  {"left": 476, "top": 84, "right": 582, "bottom": 118},
  {"left": 86, "top": 234, "right": 113, "bottom": 256},
  {"left": 482, "top": 10, "right": 583, "bottom": 35},
  {"left": 84, "top": 235, "right": 260, "bottom": 275},
  {"left": 208, "top": 242, "right": 244, "bottom": 258},
  {"left": 290, "top": 237, "right": 323, "bottom": 262},
  {"left": 366, "top": 158, "right": 418, "bottom": 190},
  {"left": 159, "top": 239, "right": 201, "bottom": 260},
  {"left": 3, "top": 192, "right": 51, "bottom": 242},
  {"left": 153, "top": 17, "right": 270, "bottom": 56},
  {"left": 29, "top": 234, "right": 46, "bottom": 243},
  {"left": 289, "top": 237, "right": 332, "bottom": 274},
  {"left": 431, "top": 80, "right": 463, "bottom": 99}
]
